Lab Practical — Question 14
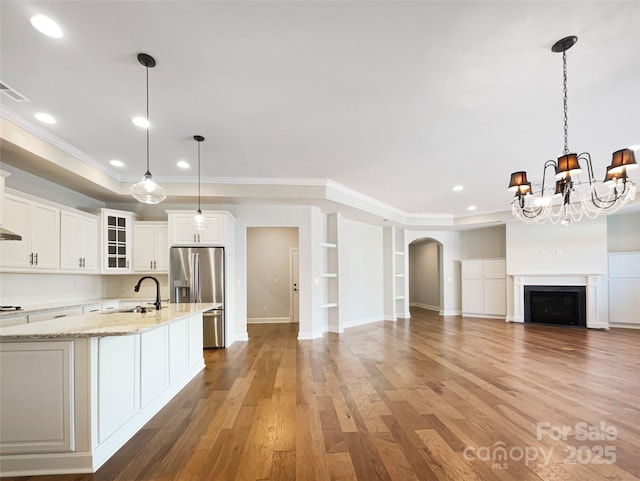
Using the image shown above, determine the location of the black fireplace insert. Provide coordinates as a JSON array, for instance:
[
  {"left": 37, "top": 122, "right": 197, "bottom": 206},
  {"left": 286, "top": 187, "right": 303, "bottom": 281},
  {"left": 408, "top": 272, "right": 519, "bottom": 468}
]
[{"left": 524, "top": 285, "right": 586, "bottom": 327}]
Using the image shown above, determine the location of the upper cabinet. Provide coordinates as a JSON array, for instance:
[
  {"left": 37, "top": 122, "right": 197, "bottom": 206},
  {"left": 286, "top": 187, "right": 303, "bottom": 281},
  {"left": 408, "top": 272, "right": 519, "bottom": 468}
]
[
  {"left": 94, "top": 208, "right": 137, "bottom": 273},
  {"left": 133, "top": 222, "right": 168, "bottom": 273},
  {"left": 166, "top": 211, "right": 234, "bottom": 247},
  {"left": 0, "top": 193, "right": 60, "bottom": 271},
  {"left": 60, "top": 211, "right": 98, "bottom": 272}
]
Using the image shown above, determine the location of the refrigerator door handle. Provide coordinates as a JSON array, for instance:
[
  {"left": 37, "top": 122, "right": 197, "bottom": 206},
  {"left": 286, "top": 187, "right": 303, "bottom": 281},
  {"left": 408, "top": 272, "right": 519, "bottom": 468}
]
[{"left": 191, "top": 252, "right": 200, "bottom": 302}]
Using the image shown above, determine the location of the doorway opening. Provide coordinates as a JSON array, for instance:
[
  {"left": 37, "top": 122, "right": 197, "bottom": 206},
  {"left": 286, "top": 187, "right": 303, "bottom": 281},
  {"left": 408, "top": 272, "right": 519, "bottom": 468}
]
[
  {"left": 246, "top": 227, "right": 299, "bottom": 327},
  {"left": 408, "top": 238, "right": 443, "bottom": 317}
]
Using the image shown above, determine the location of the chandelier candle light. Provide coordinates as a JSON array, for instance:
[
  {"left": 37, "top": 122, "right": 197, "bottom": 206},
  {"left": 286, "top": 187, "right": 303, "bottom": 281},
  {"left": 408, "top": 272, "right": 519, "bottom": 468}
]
[
  {"left": 508, "top": 36, "right": 637, "bottom": 225},
  {"left": 193, "top": 135, "right": 207, "bottom": 230},
  {"left": 130, "top": 53, "right": 166, "bottom": 204}
]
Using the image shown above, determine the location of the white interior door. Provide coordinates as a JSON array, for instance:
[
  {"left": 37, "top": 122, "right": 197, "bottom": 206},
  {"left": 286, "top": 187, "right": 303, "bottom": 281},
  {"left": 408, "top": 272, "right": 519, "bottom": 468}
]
[{"left": 290, "top": 248, "right": 299, "bottom": 323}]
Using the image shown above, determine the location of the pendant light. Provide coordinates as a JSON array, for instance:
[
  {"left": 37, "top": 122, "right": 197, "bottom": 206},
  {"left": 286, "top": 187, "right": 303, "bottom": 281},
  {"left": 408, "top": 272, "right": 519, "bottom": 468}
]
[
  {"left": 193, "top": 135, "right": 207, "bottom": 230},
  {"left": 130, "top": 53, "right": 166, "bottom": 204}
]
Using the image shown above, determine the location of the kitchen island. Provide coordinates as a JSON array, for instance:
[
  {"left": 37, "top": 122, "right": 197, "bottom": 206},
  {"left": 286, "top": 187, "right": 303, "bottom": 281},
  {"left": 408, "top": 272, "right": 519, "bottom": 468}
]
[{"left": 0, "top": 303, "right": 216, "bottom": 476}]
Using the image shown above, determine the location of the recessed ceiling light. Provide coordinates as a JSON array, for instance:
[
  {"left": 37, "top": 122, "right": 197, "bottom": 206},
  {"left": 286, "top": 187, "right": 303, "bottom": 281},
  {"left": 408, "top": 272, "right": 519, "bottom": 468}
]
[
  {"left": 30, "top": 15, "right": 63, "bottom": 38},
  {"left": 177, "top": 160, "right": 190, "bottom": 169},
  {"left": 132, "top": 116, "right": 150, "bottom": 128},
  {"left": 110, "top": 160, "right": 124, "bottom": 167},
  {"left": 452, "top": 185, "right": 464, "bottom": 192},
  {"left": 467, "top": 205, "right": 477, "bottom": 211},
  {"left": 34, "top": 112, "right": 56, "bottom": 124}
]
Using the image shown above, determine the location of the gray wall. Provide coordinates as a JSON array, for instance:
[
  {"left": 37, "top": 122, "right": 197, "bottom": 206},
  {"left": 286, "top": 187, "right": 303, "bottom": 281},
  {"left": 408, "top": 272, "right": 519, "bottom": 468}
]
[
  {"left": 246, "top": 227, "right": 299, "bottom": 321},
  {"left": 460, "top": 225, "right": 506, "bottom": 259},
  {"left": 607, "top": 211, "right": 640, "bottom": 253},
  {"left": 409, "top": 239, "right": 441, "bottom": 310}
]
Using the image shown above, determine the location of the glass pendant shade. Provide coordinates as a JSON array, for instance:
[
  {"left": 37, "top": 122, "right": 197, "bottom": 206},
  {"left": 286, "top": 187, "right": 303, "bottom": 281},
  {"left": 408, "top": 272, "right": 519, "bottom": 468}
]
[
  {"left": 131, "top": 171, "right": 166, "bottom": 204},
  {"left": 608, "top": 149, "right": 638, "bottom": 174}
]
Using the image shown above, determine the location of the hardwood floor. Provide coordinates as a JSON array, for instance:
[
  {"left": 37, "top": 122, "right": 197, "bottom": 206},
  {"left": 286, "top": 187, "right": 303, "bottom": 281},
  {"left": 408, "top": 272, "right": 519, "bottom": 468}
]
[{"left": 5, "top": 309, "right": 640, "bottom": 481}]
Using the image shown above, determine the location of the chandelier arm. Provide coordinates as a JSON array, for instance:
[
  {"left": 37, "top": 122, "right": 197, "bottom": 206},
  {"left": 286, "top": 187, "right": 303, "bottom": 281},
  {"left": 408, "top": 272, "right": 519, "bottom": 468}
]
[
  {"left": 577, "top": 152, "right": 596, "bottom": 184},
  {"left": 541, "top": 160, "right": 557, "bottom": 195}
]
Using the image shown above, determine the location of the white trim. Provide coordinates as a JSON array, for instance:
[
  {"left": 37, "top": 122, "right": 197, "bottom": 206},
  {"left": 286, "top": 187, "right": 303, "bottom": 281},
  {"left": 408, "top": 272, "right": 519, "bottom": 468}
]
[
  {"left": 297, "top": 330, "right": 323, "bottom": 340},
  {"left": 410, "top": 302, "right": 440, "bottom": 312},
  {"left": 247, "top": 317, "right": 290, "bottom": 324},
  {"left": 439, "top": 310, "right": 461, "bottom": 316},
  {"left": 341, "top": 316, "right": 381, "bottom": 330}
]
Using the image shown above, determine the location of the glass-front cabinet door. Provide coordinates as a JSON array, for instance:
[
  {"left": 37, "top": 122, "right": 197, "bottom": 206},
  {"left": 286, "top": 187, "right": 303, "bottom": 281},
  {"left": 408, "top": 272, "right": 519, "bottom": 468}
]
[{"left": 100, "top": 209, "right": 134, "bottom": 272}]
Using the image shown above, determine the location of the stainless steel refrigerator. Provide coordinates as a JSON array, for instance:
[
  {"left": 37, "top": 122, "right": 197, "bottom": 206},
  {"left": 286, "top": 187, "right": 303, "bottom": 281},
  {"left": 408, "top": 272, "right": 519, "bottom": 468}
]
[{"left": 170, "top": 246, "right": 225, "bottom": 348}]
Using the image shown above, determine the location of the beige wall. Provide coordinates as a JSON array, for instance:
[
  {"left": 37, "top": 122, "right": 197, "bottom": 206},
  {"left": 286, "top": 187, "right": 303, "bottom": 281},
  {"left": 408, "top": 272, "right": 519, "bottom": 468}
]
[
  {"left": 409, "top": 240, "right": 441, "bottom": 310},
  {"left": 460, "top": 225, "right": 505, "bottom": 259},
  {"left": 607, "top": 211, "right": 640, "bottom": 253},
  {"left": 246, "top": 227, "right": 299, "bottom": 322}
]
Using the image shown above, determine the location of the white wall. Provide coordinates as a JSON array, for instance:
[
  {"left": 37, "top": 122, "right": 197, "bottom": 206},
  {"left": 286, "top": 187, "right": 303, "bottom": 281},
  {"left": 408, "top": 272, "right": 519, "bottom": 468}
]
[
  {"left": 460, "top": 225, "right": 505, "bottom": 259},
  {"left": 506, "top": 218, "right": 608, "bottom": 275},
  {"left": 409, "top": 240, "right": 440, "bottom": 310},
  {"left": 246, "top": 227, "right": 298, "bottom": 322},
  {"left": 0, "top": 273, "right": 105, "bottom": 307},
  {"left": 338, "top": 218, "right": 383, "bottom": 328},
  {"left": 607, "top": 211, "right": 640, "bottom": 253}
]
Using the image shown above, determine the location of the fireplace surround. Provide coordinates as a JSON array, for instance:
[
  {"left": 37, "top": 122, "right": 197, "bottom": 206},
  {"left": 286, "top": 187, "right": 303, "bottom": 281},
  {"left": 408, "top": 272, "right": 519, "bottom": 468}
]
[{"left": 511, "top": 275, "right": 606, "bottom": 329}]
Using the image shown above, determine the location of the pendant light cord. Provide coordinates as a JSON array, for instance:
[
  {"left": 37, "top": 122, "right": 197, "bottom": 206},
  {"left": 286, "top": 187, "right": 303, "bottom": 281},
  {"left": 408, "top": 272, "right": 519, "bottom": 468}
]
[
  {"left": 197, "top": 141, "right": 201, "bottom": 211},
  {"left": 146, "top": 65, "right": 150, "bottom": 173},
  {"left": 562, "top": 50, "right": 569, "bottom": 155}
]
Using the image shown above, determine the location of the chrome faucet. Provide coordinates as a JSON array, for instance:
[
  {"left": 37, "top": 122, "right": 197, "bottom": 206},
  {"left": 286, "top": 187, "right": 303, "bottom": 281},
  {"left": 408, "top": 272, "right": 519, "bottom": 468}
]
[{"left": 134, "top": 276, "right": 161, "bottom": 311}]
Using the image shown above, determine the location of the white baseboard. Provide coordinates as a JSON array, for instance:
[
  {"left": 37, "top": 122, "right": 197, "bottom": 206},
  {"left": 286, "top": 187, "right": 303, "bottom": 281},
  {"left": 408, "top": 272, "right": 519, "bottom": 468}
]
[
  {"left": 342, "top": 316, "right": 381, "bottom": 330},
  {"left": 461, "top": 313, "right": 505, "bottom": 320},
  {"left": 410, "top": 302, "right": 440, "bottom": 312},
  {"left": 247, "top": 317, "right": 290, "bottom": 324},
  {"left": 297, "top": 330, "right": 323, "bottom": 340},
  {"left": 609, "top": 322, "right": 640, "bottom": 329},
  {"left": 440, "top": 310, "right": 461, "bottom": 316}
]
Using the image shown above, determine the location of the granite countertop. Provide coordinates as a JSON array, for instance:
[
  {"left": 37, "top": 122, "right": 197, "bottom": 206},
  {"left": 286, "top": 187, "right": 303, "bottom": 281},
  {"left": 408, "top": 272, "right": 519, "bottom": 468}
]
[
  {"left": 0, "top": 303, "right": 219, "bottom": 340},
  {"left": 0, "top": 298, "right": 170, "bottom": 318}
]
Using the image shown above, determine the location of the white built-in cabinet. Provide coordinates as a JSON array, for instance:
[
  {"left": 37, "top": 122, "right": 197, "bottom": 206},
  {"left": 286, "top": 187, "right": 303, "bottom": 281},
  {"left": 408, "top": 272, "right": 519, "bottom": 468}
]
[
  {"left": 0, "top": 193, "right": 60, "bottom": 271},
  {"left": 166, "top": 211, "right": 229, "bottom": 245},
  {"left": 94, "top": 208, "right": 137, "bottom": 273},
  {"left": 608, "top": 252, "right": 640, "bottom": 328},
  {"left": 60, "top": 211, "right": 97, "bottom": 272},
  {"left": 133, "top": 222, "right": 168, "bottom": 273},
  {"left": 461, "top": 258, "right": 506, "bottom": 318}
]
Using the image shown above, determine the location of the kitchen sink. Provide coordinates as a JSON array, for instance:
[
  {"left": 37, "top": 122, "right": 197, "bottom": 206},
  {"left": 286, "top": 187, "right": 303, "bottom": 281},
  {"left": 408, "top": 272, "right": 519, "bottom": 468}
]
[{"left": 102, "top": 305, "right": 166, "bottom": 314}]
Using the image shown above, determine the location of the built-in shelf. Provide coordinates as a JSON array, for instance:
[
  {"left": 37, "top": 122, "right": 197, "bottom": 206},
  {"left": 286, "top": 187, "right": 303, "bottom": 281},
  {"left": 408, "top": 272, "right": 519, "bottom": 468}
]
[
  {"left": 320, "top": 273, "right": 337, "bottom": 278},
  {"left": 394, "top": 251, "right": 404, "bottom": 256},
  {"left": 394, "top": 296, "right": 405, "bottom": 300},
  {"left": 321, "top": 303, "right": 338, "bottom": 309},
  {"left": 320, "top": 242, "right": 337, "bottom": 249},
  {"left": 394, "top": 273, "right": 404, "bottom": 277}
]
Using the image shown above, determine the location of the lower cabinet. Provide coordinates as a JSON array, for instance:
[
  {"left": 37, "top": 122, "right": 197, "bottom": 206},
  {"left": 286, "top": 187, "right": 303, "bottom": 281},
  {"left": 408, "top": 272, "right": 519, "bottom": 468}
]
[
  {"left": 461, "top": 258, "right": 506, "bottom": 318},
  {"left": 28, "top": 307, "right": 83, "bottom": 323}
]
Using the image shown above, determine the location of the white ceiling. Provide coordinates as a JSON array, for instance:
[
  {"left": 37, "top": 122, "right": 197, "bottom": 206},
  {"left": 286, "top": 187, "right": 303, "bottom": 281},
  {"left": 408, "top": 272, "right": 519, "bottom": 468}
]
[{"left": 1, "top": 1, "right": 639, "bottom": 220}]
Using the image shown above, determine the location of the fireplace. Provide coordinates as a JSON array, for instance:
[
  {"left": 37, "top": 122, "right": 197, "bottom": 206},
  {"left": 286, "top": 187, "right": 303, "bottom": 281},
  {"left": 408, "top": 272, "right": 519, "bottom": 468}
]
[{"left": 524, "top": 285, "right": 586, "bottom": 327}]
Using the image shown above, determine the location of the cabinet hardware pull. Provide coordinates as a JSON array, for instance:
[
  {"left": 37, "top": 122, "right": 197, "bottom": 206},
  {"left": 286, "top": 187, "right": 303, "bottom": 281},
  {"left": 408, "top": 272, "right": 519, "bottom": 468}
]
[
  {"left": 153, "top": 260, "right": 157, "bottom": 269},
  {"left": 127, "top": 260, "right": 129, "bottom": 269},
  {"left": 30, "top": 253, "right": 34, "bottom": 265},
  {"left": 34, "top": 253, "right": 38, "bottom": 265},
  {"left": 150, "top": 260, "right": 153, "bottom": 269},
  {"left": 54, "top": 314, "right": 67, "bottom": 319},
  {"left": 79, "top": 258, "right": 83, "bottom": 267},
  {"left": 83, "top": 258, "right": 86, "bottom": 267}
]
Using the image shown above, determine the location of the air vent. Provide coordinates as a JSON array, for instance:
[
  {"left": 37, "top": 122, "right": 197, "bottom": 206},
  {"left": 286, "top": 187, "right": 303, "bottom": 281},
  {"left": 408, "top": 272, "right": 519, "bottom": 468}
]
[{"left": 0, "top": 81, "right": 30, "bottom": 102}]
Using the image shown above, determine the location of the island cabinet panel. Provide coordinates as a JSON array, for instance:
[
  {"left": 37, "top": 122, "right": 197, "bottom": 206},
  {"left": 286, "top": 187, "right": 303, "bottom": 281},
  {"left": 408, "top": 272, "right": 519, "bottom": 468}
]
[
  {"left": 188, "top": 314, "right": 203, "bottom": 367},
  {"left": 97, "top": 335, "right": 140, "bottom": 444},
  {"left": 169, "top": 318, "right": 189, "bottom": 383},
  {"left": 140, "top": 326, "right": 169, "bottom": 407},
  {"left": 0, "top": 341, "right": 74, "bottom": 454}
]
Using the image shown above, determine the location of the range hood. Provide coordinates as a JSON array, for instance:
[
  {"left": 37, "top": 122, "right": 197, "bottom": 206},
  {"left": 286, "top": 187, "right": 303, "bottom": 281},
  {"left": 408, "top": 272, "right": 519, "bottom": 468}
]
[{"left": 0, "top": 226, "right": 22, "bottom": 241}]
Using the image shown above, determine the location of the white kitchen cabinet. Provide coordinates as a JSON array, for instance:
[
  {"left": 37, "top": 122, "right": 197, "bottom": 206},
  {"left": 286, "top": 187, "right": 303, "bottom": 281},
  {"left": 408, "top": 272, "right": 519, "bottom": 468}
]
[
  {"left": 608, "top": 252, "right": 640, "bottom": 328},
  {"left": 0, "top": 193, "right": 60, "bottom": 271},
  {"left": 93, "top": 208, "right": 137, "bottom": 273},
  {"left": 0, "top": 314, "right": 27, "bottom": 328},
  {"left": 60, "top": 211, "right": 98, "bottom": 272},
  {"left": 133, "top": 222, "right": 168, "bottom": 272},
  {"left": 461, "top": 258, "right": 506, "bottom": 318},
  {"left": 166, "top": 210, "right": 234, "bottom": 246},
  {"left": 28, "top": 307, "right": 83, "bottom": 323}
]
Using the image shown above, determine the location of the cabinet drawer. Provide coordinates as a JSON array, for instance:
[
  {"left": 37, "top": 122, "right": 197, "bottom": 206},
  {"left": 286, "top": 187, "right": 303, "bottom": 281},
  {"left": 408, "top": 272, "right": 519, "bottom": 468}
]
[{"left": 28, "top": 308, "right": 83, "bottom": 323}]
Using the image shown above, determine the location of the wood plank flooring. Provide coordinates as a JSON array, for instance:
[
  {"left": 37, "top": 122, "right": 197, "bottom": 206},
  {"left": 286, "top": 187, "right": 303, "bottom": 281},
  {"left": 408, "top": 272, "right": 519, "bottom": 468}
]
[{"left": 5, "top": 308, "right": 640, "bottom": 481}]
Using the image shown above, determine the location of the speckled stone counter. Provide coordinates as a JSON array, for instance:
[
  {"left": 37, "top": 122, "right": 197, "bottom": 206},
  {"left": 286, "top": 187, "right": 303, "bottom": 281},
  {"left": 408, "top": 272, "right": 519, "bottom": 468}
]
[{"left": 0, "top": 302, "right": 218, "bottom": 340}]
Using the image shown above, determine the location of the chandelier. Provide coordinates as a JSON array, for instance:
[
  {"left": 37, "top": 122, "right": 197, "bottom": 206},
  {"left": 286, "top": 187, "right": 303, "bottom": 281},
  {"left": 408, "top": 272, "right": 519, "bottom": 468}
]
[{"left": 508, "top": 36, "right": 637, "bottom": 225}]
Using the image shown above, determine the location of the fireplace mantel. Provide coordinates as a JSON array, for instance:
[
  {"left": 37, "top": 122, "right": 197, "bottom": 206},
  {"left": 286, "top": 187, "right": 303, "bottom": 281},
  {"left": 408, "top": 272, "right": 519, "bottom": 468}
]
[{"left": 511, "top": 274, "right": 607, "bottom": 329}]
